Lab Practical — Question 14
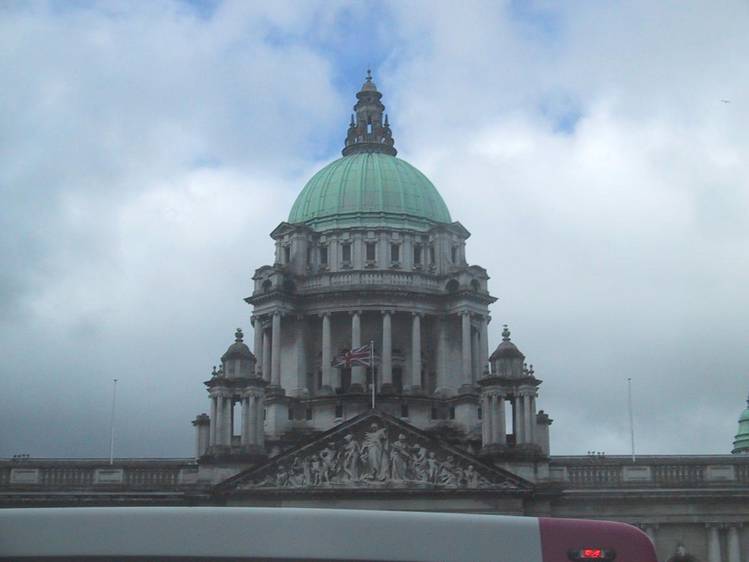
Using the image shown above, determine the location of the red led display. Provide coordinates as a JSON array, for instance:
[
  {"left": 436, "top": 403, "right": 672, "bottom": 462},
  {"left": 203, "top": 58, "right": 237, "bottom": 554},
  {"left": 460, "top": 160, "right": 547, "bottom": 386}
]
[{"left": 581, "top": 549, "right": 604, "bottom": 559}]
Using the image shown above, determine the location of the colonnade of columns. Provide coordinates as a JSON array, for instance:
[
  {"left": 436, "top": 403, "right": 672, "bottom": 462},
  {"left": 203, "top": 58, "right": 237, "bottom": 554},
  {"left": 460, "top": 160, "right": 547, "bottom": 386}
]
[
  {"left": 637, "top": 524, "right": 743, "bottom": 562},
  {"left": 707, "top": 523, "right": 743, "bottom": 562},
  {"left": 253, "top": 309, "right": 489, "bottom": 396},
  {"left": 208, "top": 388, "right": 265, "bottom": 451},
  {"left": 480, "top": 388, "right": 538, "bottom": 448}
]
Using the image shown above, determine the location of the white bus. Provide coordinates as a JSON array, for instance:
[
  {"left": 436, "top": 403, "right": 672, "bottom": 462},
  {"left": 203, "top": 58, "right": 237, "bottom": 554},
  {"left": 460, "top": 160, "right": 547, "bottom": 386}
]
[{"left": 0, "top": 507, "right": 657, "bottom": 562}]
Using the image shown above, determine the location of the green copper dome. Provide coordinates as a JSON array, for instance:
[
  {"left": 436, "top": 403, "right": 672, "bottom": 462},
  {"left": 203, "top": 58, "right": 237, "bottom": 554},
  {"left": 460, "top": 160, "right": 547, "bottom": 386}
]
[{"left": 289, "top": 152, "right": 452, "bottom": 231}]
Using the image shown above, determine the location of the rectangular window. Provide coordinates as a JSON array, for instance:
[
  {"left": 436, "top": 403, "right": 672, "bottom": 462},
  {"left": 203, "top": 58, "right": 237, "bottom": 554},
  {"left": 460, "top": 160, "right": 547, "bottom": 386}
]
[
  {"left": 288, "top": 407, "right": 294, "bottom": 421},
  {"left": 429, "top": 245, "right": 436, "bottom": 265},
  {"left": 320, "top": 246, "right": 328, "bottom": 265},
  {"left": 430, "top": 407, "right": 438, "bottom": 420},
  {"left": 477, "top": 406, "right": 483, "bottom": 420},
  {"left": 305, "top": 407, "right": 313, "bottom": 421},
  {"left": 451, "top": 246, "right": 458, "bottom": 263},
  {"left": 335, "top": 403, "right": 343, "bottom": 418},
  {"left": 391, "top": 243, "right": 400, "bottom": 263},
  {"left": 400, "top": 403, "right": 409, "bottom": 418},
  {"left": 284, "top": 246, "right": 291, "bottom": 264},
  {"left": 413, "top": 245, "right": 422, "bottom": 265},
  {"left": 366, "top": 242, "right": 376, "bottom": 261},
  {"left": 449, "top": 406, "right": 456, "bottom": 420},
  {"left": 306, "top": 247, "right": 312, "bottom": 266},
  {"left": 342, "top": 243, "right": 351, "bottom": 263}
]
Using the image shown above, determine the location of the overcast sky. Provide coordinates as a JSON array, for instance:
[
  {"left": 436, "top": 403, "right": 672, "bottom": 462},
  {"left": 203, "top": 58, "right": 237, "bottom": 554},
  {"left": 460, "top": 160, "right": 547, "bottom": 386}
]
[{"left": 1, "top": 0, "right": 748, "bottom": 459}]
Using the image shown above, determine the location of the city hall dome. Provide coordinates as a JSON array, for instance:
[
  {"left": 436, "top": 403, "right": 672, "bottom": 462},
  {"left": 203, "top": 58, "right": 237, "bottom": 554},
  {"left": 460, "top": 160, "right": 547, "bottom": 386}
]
[
  {"left": 288, "top": 152, "right": 451, "bottom": 231},
  {"left": 288, "top": 71, "right": 451, "bottom": 232}
]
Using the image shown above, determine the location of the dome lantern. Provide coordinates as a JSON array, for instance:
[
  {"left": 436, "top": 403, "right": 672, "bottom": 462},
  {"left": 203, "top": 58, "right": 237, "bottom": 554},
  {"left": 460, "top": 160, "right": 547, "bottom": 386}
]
[{"left": 342, "top": 70, "right": 397, "bottom": 157}]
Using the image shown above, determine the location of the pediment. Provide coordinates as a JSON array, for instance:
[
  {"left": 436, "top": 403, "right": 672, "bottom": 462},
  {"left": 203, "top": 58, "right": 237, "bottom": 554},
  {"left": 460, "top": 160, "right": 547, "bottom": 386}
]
[{"left": 216, "top": 411, "right": 532, "bottom": 493}]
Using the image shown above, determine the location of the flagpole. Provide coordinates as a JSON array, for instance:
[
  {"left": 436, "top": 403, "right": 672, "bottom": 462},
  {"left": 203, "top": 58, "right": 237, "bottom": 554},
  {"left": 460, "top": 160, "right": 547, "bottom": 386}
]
[
  {"left": 370, "top": 339, "right": 375, "bottom": 409},
  {"left": 109, "top": 378, "right": 118, "bottom": 465},
  {"left": 627, "top": 377, "right": 636, "bottom": 463}
]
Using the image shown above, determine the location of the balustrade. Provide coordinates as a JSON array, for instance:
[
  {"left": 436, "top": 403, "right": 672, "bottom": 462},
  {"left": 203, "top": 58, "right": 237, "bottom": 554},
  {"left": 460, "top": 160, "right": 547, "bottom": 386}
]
[{"left": 300, "top": 270, "right": 441, "bottom": 292}]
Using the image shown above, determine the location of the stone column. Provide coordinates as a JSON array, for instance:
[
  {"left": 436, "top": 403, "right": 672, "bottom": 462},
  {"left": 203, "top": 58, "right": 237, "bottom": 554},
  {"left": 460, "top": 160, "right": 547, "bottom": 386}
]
[
  {"left": 224, "top": 398, "right": 233, "bottom": 446},
  {"left": 727, "top": 525, "right": 741, "bottom": 562},
  {"left": 497, "top": 394, "right": 507, "bottom": 445},
  {"left": 209, "top": 395, "right": 217, "bottom": 446},
  {"left": 515, "top": 396, "right": 524, "bottom": 444},
  {"left": 524, "top": 393, "right": 534, "bottom": 444},
  {"left": 479, "top": 315, "right": 489, "bottom": 376},
  {"left": 271, "top": 311, "right": 281, "bottom": 387},
  {"left": 381, "top": 311, "right": 393, "bottom": 391},
  {"left": 707, "top": 524, "right": 722, "bottom": 562},
  {"left": 481, "top": 394, "right": 491, "bottom": 446},
  {"left": 255, "top": 395, "right": 265, "bottom": 447},
  {"left": 461, "top": 311, "right": 472, "bottom": 387},
  {"left": 295, "top": 316, "right": 306, "bottom": 395},
  {"left": 491, "top": 394, "right": 502, "bottom": 445},
  {"left": 253, "top": 316, "right": 263, "bottom": 377},
  {"left": 216, "top": 396, "right": 225, "bottom": 446},
  {"left": 240, "top": 397, "right": 249, "bottom": 446},
  {"left": 471, "top": 327, "right": 480, "bottom": 383},
  {"left": 248, "top": 395, "right": 257, "bottom": 445},
  {"left": 320, "top": 313, "right": 333, "bottom": 393},
  {"left": 262, "top": 328, "right": 271, "bottom": 382},
  {"left": 350, "top": 311, "right": 365, "bottom": 392},
  {"left": 436, "top": 316, "right": 450, "bottom": 394},
  {"left": 411, "top": 313, "right": 422, "bottom": 391}
]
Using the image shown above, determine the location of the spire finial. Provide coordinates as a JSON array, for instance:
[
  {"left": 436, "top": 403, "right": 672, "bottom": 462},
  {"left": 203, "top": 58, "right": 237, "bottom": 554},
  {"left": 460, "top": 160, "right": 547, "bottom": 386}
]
[
  {"left": 366, "top": 68, "right": 372, "bottom": 82},
  {"left": 502, "top": 324, "right": 511, "bottom": 341},
  {"left": 235, "top": 328, "right": 243, "bottom": 342}
]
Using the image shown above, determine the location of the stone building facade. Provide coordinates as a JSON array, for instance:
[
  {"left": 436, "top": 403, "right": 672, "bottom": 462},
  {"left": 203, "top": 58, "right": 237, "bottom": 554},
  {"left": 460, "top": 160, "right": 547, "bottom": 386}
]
[{"left": 2, "top": 75, "right": 749, "bottom": 562}]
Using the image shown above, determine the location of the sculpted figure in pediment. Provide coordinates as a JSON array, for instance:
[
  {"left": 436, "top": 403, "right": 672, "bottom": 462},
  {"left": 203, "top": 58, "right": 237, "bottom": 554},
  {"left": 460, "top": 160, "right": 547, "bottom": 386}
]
[{"left": 362, "top": 423, "right": 389, "bottom": 480}]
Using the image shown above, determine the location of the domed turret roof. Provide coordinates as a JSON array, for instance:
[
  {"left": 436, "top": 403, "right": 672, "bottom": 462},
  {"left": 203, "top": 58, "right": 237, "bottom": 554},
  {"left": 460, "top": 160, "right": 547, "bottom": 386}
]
[
  {"left": 288, "top": 72, "right": 451, "bottom": 232},
  {"left": 490, "top": 325, "right": 525, "bottom": 360},
  {"left": 289, "top": 152, "right": 451, "bottom": 231},
  {"left": 221, "top": 328, "right": 253, "bottom": 362},
  {"left": 733, "top": 394, "right": 749, "bottom": 454}
]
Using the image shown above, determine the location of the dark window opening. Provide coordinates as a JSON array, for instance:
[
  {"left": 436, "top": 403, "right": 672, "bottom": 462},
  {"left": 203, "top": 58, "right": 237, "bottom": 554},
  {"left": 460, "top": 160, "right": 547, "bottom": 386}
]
[
  {"left": 430, "top": 407, "right": 438, "bottom": 420},
  {"left": 366, "top": 242, "right": 376, "bottom": 261},
  {"left": 287, "top": 407, "right": 294, "bottom": 421},
  {"left": 335, "top": 403, "right": 344, "bottom": 418},
  {"left": 429, "top": 245, "right": 436, "bottom": 265},
  {"left": 316, "top": 371, "right": 322, "bottom": 390},
  {"left": 413, "top": 245, "right": 422, "bottom": 265},
  {"left": 478, "top": 406, "right": 483, "bottom": 420},
  {"left": 401, "top": 403, "right": 409, "bottom": 418},
  {"left": 319, "top": 246, "right": 328, "bottom": 265},
  {"left": 451, "top": 246, "right": 458, "bottom": 263},
  {"left": 284, "top": 246, "right": 291, "bottom": 264},
  {"left": 391, "top": 243, "right": 400, "bottom": 263},
  {"left": 342, "top": 243, "right": 351, "bottom": 263},
  {"left": 393, "top": 367, "right": 403, "bottom": 394},
  {"left": 449, "top": 406, "right": 456, "bottom": 420},
  {"left": 305, "top": 407, "right": 313, "bottom": 421}
]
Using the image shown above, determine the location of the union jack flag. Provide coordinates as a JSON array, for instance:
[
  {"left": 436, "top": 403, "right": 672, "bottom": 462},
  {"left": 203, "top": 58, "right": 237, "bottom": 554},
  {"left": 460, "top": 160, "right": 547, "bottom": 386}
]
[{"left": 333, "top": 344, "right": 372, "bottom": 368}]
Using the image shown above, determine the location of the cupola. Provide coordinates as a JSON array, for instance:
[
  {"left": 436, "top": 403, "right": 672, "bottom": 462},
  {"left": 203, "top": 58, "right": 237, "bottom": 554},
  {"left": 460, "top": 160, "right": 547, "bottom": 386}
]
[{"left": 732, "top": 393, "right": 749, "bottom": 454}]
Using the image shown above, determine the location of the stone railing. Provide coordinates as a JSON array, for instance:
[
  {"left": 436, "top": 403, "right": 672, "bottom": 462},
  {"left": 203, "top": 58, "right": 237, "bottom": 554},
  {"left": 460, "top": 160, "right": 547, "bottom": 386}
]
[
  {"left": 550, "top": 455, "right": 749, "bottom": 489},
  {"left": 0, "top": 459, "right": 198, "bottom": 490},
  {"left": 299, "top": 270, "right": 443, "bottom": 293}
]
